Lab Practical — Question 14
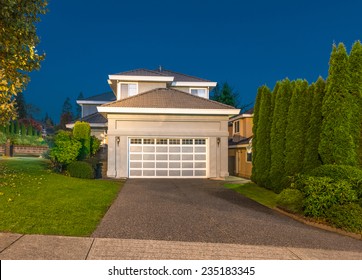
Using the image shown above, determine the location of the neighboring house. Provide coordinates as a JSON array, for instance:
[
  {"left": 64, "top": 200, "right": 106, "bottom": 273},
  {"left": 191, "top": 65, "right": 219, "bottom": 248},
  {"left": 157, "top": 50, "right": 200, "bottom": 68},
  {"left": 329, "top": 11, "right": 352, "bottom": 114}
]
[
  {"left": 66, "top": 91, "right": 116, "bottom": 143},
  {"left": 228, "top": 108, "right": 254, "bottom": 178},
  {"left": 95, "top": 68, "right": 240, "bottom": 179}
]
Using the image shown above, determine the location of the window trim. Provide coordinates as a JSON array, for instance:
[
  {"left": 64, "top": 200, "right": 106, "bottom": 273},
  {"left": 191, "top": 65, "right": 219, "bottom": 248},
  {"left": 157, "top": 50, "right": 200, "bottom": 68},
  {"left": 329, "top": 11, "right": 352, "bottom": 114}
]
[{"left": 234, "top": 120, "right": 240, "bottom": 134}]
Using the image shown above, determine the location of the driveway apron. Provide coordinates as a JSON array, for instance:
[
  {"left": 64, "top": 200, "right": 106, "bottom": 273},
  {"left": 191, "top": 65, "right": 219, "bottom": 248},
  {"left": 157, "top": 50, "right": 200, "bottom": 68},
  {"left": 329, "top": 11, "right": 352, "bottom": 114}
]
[{"left": 92, "top": 179, "right": 362, "bottom": 252}]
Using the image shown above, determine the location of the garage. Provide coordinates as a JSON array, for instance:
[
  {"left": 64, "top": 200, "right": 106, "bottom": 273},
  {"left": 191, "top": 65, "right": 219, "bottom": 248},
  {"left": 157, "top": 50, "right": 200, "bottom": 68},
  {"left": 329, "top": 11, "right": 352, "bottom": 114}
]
[{"left": 129, "top": 138, "right": 207, "bottom": 178}]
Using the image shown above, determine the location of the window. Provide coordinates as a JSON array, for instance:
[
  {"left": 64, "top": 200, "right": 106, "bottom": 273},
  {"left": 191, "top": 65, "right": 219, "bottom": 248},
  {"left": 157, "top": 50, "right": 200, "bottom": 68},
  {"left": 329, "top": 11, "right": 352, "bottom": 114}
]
[
  {"left": 169, "top": 139, "right": 180, "bottom": 145},
  {"left": 246, "top": 152, "right": 252, "bottom": 162},
  {"left": 195, "top": 139, "right": 206, "bottom": 145},
  {"left": 120, "top": 83, "right": 138, "bottom": 99},
  {"left": 156, "top": 139, "right": 168, "bottom": 145},
  {"left": 234, "top": 121, "right": 240, "bottom": 134},
  {"left": 130, "top": 138, "right": 142, "bottom": 144},
  {"left": 143, "top": 139, "right": 154, "bottom": 145},
  {"left": 182, "top": 139, "right": 193, "bottom": 145},
  {"left": 190, "top": 88, "right": 207, "bottom": 98}
]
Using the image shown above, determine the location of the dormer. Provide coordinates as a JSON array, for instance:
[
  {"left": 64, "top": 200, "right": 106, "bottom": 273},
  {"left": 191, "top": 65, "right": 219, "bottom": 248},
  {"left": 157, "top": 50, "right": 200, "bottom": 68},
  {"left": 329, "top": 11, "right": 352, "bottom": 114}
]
[{"left": 107, "top": 68, "right": 217, "bottom": 101}]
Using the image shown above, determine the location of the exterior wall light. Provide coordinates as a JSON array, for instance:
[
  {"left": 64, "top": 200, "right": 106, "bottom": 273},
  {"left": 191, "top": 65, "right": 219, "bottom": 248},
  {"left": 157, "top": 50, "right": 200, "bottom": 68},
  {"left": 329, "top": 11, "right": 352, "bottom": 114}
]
[
  {"left": 217, "top": 137, "right": 221, "bottom": 146},
  {"left": 116, "top": 136, "right": 120, "bottom": 145}
]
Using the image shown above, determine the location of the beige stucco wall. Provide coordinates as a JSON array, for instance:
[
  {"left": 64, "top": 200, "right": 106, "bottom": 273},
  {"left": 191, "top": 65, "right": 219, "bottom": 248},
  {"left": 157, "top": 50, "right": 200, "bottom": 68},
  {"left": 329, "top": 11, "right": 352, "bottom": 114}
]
[
  {"left": 138, "top": 82, "right": 167, "bottom": 93},
  {"left": 106, "top": 114, "right": 230, "bottom": 178}
]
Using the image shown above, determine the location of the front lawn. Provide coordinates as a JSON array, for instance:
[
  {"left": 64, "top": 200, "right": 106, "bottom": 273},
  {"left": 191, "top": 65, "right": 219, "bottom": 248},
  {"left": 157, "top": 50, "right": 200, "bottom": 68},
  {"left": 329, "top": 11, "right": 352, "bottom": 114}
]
[
  {"left": 224, "top": 182, "right": 278, "bottom": 208},
  {"left": 0, "top": 157, "right": 123, "bottom": 236}
]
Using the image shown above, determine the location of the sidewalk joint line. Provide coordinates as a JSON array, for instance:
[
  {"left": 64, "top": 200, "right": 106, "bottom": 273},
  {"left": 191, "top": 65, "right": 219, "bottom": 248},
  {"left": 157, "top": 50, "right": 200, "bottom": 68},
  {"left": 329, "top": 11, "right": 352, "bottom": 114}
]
[
  {"left": 85, "top": 238, "right": 96, "bottom": 260},
  {"left": 0, "top": 234, "right": 25, "bottom": 254}
]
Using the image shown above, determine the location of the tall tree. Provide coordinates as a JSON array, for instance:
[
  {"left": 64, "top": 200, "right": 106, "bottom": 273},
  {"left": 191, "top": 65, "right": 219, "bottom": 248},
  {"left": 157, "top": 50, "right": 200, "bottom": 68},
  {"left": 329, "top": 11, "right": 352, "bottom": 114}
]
[
  {"left": 253, "top": 86, "right": 272, "bottom": 187},
  {"left": 303, "top": 78, "right": 326, "bottom": 172},
  {"left": 0, "top": 0, "right": 48, "bottom": 125},
  {"left": 62, "top": 97, "right": 73, "bottom": 120},
  {"left": 15, "top": 92, "right": 27, "bottom": 119},
  {"left": 284, "top": 79, "right": 310, "bottom": 176},
  {"left": 348, "top": 41, "right": 362, "bottom": 167},
  {"left": 212, "top": 82, "right": 239, "bottom": 107},
  {"left": 319, "top": 43, "right": 357, "bottom": 165},
  {"left": 251, "top": 86, "right": 264, "bottom": 183},
  {"left": 269, "top": 79, "right": 293, "bottom": 192},
  {"left": 59, "top": 112, "right": 72, "bottom": 130},
  {"left": 75, "top": 92, "right": 84, "bottom": 119}
]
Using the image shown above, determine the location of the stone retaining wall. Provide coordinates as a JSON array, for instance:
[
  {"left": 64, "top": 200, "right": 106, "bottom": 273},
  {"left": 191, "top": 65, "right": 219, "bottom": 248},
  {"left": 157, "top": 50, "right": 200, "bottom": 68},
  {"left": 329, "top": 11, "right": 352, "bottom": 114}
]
[{"left": 0, "top": 144, "right": 48, "bottom": 157}]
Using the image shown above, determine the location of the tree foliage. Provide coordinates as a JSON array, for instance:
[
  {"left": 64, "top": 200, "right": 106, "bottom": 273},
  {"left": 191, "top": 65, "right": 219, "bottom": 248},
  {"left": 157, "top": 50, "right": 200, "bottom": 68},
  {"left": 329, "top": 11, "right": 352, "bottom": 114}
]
[
  {"left": 269, "top": 79, "right": 293, "bottom": 192},
  {"left": 212, "top": 82, "right": 239, "bottom": 107},
  {"left": 73, "top": 121, "right": 91, "bottom": 159},
  {"left": 319, "top": 43, "right": 357, "bottom": 165},
  {"left": 0, "top": 0, "right": 48, "bottom": 125},
  {"left": 75, "top": 92, "right": 84, "bottom": 119},
  {"left": 252, "top": 85, "right": 272, "bottom": 187},
  {"left": 14, "top": 91, "right": 27, "bottom": 119},
  {"left": 284, "top": 79, "right": 310, "bottom": 176},
  {"left": 303, "top": 78, "right": 326, "bottom": 172},
  {"left": 251, "top": 86, "right": 263, "bottom": 182}
]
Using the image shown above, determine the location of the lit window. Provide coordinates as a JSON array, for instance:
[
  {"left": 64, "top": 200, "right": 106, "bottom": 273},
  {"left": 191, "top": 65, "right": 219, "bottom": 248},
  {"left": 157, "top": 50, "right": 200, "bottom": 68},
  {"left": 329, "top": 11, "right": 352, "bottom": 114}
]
[
  {"left": 143, "top": 139, "right": 154, "bottom": 145},
  {"left": 190, "top": 88, "right": 206, "bottom": 98},
  {"left": 169, "top": 139, "right": 180, "bottom": 145},
  {"left": 130, "top": 138, "right": 142, "bottom": 144},
  {"left": 156, "top": 139, "right": 168, "bottom": 145}
]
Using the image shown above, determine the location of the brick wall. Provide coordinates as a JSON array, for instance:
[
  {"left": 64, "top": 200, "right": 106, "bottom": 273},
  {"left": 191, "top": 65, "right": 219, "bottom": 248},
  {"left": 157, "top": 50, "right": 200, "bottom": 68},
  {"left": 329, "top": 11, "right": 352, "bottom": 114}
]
[{"left": 0, "top": 145, "right": 48, "bottom": 157}]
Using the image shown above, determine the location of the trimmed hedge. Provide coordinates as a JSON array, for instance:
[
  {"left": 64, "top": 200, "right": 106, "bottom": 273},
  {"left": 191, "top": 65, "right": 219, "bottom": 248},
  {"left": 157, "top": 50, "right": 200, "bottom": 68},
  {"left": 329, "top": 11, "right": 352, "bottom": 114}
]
[
  {"left": 308, "top": 165, "right": 362, "bottom": 198},
  {"left": 326, "top": 203, "right": 362, "bottom": 233},
  {"left": 276, "top": 188, "right": 304, "bottom": 214},
  {"left": 67, "top": 161, "right": 94, "bottom": 179}
]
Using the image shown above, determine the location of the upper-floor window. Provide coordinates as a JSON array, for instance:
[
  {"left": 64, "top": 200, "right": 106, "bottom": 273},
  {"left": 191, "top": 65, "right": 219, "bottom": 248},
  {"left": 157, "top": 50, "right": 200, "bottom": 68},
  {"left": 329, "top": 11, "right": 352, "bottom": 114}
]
[
  {"left": 234, "top": 121, "right": 240, "bottom": 134},
  {"left": 118, "top": 83, "right": 138, "bottom": 99},
  {"left": 190, "top": 88, "right": 207, "bottom": 98}
]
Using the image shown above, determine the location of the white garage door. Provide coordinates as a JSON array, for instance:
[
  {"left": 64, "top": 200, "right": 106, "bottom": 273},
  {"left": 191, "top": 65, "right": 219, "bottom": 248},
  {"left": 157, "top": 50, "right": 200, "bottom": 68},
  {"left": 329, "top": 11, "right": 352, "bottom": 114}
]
[{"left": 129, "top": 138, "right": 207, "bottom": 178}]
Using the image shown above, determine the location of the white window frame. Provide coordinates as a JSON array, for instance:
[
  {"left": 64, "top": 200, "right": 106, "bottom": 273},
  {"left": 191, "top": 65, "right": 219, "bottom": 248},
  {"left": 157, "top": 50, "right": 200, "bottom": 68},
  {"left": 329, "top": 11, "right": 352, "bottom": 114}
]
[
  {"left": 190, "top": 87, "right": 208, "bottom": 98},
  {"left": 117, "top": 82, "right": 138, "bottom": 100}
]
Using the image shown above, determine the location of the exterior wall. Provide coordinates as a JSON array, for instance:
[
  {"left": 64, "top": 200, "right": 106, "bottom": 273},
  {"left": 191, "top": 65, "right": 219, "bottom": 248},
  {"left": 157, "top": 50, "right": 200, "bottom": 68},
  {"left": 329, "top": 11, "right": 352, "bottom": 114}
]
[
  {"left": 241, "top": 117, "right": 253, "bottom": 138},
  {"left": 0, "top": 145, "right": 48, "bottom": 157},
  {"left": 106, "top": 114, "right": 230, "bottom": 178},
  {"left": 138, "top": 82, "right": 167, "bottom": 93},
  {"left": 229, "top": 147, "right": 252, "bottom": 178},
  {"left": 82, "top": 104, "right": 98, "bottom": 117},
  {"left": 170, "top": 86, "right": 210, "bottom": 98}
]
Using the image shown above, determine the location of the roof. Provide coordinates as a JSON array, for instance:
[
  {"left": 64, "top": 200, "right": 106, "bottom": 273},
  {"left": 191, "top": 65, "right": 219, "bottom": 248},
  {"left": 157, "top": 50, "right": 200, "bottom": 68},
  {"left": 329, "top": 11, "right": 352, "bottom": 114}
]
[
  {"left": 66, "top": 112, "right": 107, "bottom": 127},
  {"left": 244, "top": 107, "right": 254, "bottom": 114},
  {"left": 80, "top": 91, "right": 116, "bottom": 102},
  {"left": 109, "top": 68, "right": 213, "bottom": 83},
  {"left": 229, "top": 135, "right": 253, "bottom": 147},
  {"left": 102, "top": 88, "right": 235, "bottom": 110}
]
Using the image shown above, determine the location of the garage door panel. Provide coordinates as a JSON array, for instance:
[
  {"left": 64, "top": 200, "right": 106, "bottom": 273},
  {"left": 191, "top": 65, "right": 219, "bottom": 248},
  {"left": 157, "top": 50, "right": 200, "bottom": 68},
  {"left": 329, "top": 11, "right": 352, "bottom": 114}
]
[{"left": 129, "top": 138, "right": 207, "bottom": 178}]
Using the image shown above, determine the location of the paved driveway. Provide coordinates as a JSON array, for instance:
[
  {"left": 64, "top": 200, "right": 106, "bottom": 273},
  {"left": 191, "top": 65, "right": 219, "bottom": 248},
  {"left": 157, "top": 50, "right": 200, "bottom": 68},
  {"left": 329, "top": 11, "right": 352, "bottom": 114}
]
[{"left": 92, "top": 179, "right": 362, "bottom": 252}]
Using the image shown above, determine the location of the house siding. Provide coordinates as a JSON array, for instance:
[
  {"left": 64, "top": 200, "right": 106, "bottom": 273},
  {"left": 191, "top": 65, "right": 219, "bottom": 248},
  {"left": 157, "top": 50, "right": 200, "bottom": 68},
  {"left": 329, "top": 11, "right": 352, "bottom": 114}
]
[{"left": 138, "top": 82, "right": 167, "bottom": 93}]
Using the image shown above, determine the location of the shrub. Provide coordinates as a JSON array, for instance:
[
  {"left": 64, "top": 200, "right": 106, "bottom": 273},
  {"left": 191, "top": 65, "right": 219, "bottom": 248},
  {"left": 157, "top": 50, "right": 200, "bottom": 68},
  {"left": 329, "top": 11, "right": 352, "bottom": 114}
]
[
  {"left": 276, "top": 188, "right": 304, "bottom": 214},
  {"left": 326, "top": 203, "right": 362, "bottom": 233},
  {"left": 73, "top": 121, "right": 91, "bottom": 159},
  {"left": 67, "top": 161, "right": 94, "bottom": 179},
  {"left": 299, "top": 176, "right": 357, "bottom": 218},
  {"left": 90, "top": 135, "right": 101, "bottom": 155},
  {"left": 308, "top": 165, "right": 362, "bottom": 198}
]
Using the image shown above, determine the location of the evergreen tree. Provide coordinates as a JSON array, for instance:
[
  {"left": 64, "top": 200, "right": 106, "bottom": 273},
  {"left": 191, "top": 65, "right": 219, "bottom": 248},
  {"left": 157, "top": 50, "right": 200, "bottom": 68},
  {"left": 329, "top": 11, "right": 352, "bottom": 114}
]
[
  {"left": 14, "top": 120, "right": 19, "bottom": 135},
  {"left": 319, "top": 43, "right": 357, "bottom": 165},
  {"left": 59, "top": 112, "right": 72, "bottom": 130},
  {"left": 15, "top": 92, "right": 27, "bottom": 119},
  {"left": 20, "top": 123, "right": 26, "bottom": 136},
  {"left": 28, "top": 125, "right": 33, "bottom": 136},
  {"left": 303, "top": 78, "right": 326, "bottom": 172},
  {"left": 9, "top": 121, "right": 14, "bottom": 135},
  {"left": 62, "top": 97, "right": 73, "bottom": 117},
  {"left": 348, "top": 41, "right": 362, "bottom": 167},
  {"left": 75, "top": 92, "right": 84, "bottom": 119},
  {"left": 253, "top": 86, "right": 272, "bottom": 187},
  {"left": 269, "top": 79, "right": 293, "bottom": 192},
  {"left": 284, "top": 79, "right": 310, "bottom": 176},
  {"left": 212, "top": 82, "right": 238, "bottom": 107},
  {"left": 251, "top": 86, "right": 263, "bottom": 183}
]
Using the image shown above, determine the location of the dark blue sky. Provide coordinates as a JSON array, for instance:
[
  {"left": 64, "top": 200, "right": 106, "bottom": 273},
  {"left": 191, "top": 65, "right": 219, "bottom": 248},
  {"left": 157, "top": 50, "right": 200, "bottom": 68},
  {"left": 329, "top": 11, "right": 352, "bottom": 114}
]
[{"left": 25, "top": 0, "right": 362, "bottom": 122}]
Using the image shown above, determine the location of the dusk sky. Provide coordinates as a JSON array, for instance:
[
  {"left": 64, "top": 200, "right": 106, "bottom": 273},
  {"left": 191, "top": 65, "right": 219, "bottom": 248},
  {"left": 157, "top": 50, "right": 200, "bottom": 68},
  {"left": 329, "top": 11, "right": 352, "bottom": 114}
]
[{"left": 24, "top": 0, "right": 362, "bottom": 122}]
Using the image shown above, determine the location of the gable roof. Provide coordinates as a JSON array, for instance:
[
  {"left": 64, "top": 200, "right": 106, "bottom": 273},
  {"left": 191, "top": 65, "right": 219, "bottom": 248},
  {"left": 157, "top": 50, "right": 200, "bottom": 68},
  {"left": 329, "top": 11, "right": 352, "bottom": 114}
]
[
  {"left": 81, "top": 91, "right": 116, "bottom": 102},
  {"left": 153, "top": 69, "right": 212, "bottom": 82},
  {"left": 98, "top": 88, "right": 240, "bottom": 115},
  {"left": 66, "top": 112, "right": 107, "bottom": 129},
  {"left": 112, "top": 68, "right": 167, "bottom": 77}
]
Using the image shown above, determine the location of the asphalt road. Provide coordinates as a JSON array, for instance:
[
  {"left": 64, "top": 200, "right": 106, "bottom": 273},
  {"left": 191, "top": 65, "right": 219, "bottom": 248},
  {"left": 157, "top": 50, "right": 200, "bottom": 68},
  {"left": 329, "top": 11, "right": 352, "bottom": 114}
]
[{"left": 92, "top": 179, "right": 362, "bottom": 252}]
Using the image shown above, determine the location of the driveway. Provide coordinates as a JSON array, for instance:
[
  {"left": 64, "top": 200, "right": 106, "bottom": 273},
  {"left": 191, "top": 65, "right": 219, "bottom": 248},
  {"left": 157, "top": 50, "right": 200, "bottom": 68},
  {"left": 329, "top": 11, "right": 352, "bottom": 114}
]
[{"left": 92, "top": 179, "right": 362, "bottom": 252}]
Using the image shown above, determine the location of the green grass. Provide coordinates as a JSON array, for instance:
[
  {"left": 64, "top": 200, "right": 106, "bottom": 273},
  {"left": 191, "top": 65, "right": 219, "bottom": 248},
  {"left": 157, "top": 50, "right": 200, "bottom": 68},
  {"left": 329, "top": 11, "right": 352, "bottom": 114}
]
[
  {"left": 0, "top": 157, "right": 123, "bottom": 236},
  {"left": 225, "top": 182, "right": 278, "bottom": 208}
]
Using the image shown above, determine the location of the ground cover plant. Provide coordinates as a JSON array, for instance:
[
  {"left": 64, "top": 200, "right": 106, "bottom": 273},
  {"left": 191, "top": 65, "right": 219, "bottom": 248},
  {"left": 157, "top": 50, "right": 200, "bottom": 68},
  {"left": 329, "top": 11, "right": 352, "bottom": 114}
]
[{"left": 0, "top": 157, "right": 122, "bottom": 236}]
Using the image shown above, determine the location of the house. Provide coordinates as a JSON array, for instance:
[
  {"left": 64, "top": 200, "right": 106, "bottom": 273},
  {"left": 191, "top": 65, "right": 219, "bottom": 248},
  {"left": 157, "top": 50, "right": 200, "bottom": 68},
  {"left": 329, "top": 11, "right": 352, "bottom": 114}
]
[
  {"left": 228, "top": 108, "right": 254, "bottom": 178},
  {"left": 95, "top": 68, "right": 240, "bottom": 178},
  {"left": 66, "top": 91, "right": 116, "bottom": 143}
]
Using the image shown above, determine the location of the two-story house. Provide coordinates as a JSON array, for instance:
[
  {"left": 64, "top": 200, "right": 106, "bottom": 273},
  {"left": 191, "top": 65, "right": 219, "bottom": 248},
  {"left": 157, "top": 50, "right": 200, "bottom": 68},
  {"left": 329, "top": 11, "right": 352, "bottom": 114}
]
[
  {"left": 228, "top": 108, "right": 254, "bottom": 178},
  {"left": 71, "top": 68, "right": 240, "bottom": 179}
]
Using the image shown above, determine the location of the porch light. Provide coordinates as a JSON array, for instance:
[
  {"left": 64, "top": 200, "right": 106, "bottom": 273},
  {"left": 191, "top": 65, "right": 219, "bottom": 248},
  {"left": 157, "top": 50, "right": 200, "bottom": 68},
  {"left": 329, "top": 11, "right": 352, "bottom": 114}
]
[
  {"left": 217, "top": 137, "right": 221, "bottom": 146},
  {"left": 116, "top": 136, "right": 120, "bottom": 145}
]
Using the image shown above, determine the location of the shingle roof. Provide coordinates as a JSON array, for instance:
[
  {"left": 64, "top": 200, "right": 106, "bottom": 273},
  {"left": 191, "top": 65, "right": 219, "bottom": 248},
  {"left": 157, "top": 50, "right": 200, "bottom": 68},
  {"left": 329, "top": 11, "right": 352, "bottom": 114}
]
[
  {"left": 81, "top": 91, "right": 116, "bottom": 102},
  {"left": 112, "top": 68, "right": 167, "bottom": 77},
  {"left": 102, "top": 88, "right": 235, "bottom": 110},
  {"left": 69, "top": 112, "right": 107, "bottom": 125},
  {"left": 229, "top": 136, "right": 252, "bottom": 146},
  {"left": 110, "top": 68, "right": 212, "bottom": 83},
  {"left": 244, "top": 107, "right": 254, "bottom": 114},
  {"left": 155, "top": 69, "right": 212, "bottom": 82}
]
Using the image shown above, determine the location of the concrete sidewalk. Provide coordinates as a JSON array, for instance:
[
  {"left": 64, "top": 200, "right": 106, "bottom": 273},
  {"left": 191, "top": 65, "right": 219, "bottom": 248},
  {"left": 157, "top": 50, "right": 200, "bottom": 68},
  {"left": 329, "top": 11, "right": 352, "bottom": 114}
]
[{"left": 1, "top": 233, "right": 361, "bottom": 260}]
